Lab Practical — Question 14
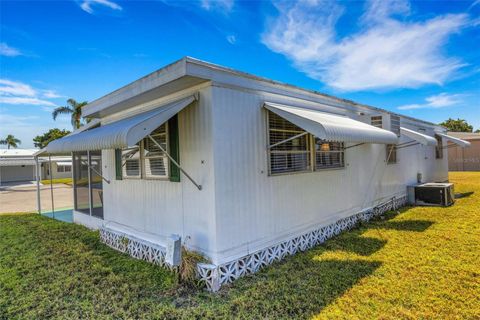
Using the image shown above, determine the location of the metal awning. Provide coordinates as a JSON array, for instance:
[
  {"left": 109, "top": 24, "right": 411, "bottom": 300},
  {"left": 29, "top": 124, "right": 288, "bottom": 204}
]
[
  {"left": 56, "top": 161, "right": 72, "bottom": 166},
  {"left": 0, "top": 159, "right": 38, "bottom": 166},
  {"left": 44, "top": 95, "right": 196, "bottom": 153},
  {"left": 400, "top": 127, "right": 437, "bottom": 146},
  {"left": 436, "top": 132, "right": 471, "bottom": 148},
  {"left": 264, "top": 102, "right": 398, "bottom": 144}
]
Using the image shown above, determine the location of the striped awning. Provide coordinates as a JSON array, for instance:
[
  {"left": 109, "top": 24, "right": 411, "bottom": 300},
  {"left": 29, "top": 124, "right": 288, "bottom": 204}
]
[
  {"left": 44, "top": 95, "right": 196, "bottom": 154},
  {"left": 264, "top": 102, "right": 398, "bottom": 144},
  {"left": 400, "top": 127, "right": 437, "bottom": 146},
  {"left": 436, "top": 132, "right": 471, "bottom": 148}
]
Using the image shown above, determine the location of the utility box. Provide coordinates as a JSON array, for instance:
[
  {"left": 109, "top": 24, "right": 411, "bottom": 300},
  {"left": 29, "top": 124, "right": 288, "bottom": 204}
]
[{"left": 407, "top": 183, "right": 454, "bottom": 207}]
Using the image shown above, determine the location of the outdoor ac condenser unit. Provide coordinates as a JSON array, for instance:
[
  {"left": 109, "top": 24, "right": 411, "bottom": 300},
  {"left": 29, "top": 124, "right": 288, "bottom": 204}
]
[{"left": 407, "top": 183, "right": 455, "bottom": 207}]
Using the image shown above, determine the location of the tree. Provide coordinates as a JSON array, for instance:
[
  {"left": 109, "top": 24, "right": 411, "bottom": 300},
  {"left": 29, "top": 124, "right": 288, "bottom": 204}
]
[
  {"left": 0, "top": 134, "right": 21, "bottom": 149},
  {"left": 33, "top": 128, "right": 71, "bottom": 149},
  {"left": 439, "top": 118, "right": 473, "bottom": 132},
  {"left": 52, "top": 98, "right": 88, "bottom": 129}
]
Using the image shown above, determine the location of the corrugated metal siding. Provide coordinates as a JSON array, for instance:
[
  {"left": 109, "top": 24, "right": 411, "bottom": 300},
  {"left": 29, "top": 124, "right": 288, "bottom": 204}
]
[
  {"left": 101, "top": 85, "right": 217, "bottom": 256},
  {"left": 211, "top": 85, "right": 448, "bottom": 264}
]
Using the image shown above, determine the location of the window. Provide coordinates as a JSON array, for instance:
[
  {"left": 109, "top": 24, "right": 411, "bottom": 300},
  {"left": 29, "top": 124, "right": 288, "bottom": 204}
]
[
  {"left": 122, "top": 145, "right": 141, "bottom": 178},
  {"left": 371, "top": 116, "right": 383, "bottom": 128},
  {"left": 267, "top": 111, "right": 345, "bottom": 174},
  {"left": 315, "top": 139, "right": 344, "bottom": 169},
  {"left": 120, "top": 123, "right": 169, "bottom": 179},
  {"left": 268, "top": 110, "right": 311, "bottom": 174},
  {"left": 386, "top": 144, "right": 397, "bottom": 164},
  {"left": 435, "top": 134, "right": 443, "bottom": 159},
  {"left": 143, "top": 126, "right": 169, "bottom": 178},
  {"left": 390, "top": 115, "right": 401, "bottom": 137},
  {"left": 57, "top": 165, "right": 71, "bottom": 173}
]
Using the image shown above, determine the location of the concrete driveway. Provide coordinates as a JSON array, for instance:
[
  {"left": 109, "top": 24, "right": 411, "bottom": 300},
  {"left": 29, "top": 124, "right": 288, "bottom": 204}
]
[{"left": 0, "top": 183, "right": 73, "bottom": 214}]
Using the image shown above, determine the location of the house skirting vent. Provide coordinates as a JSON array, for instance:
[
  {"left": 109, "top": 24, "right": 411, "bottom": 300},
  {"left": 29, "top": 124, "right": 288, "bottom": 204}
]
[
  {"left": 99, "top": 195, "right": 407, "bottom": 292},
  {"left": 100, "top": 227, "right": 173, "bottom": 269},
  {"left": 197, "top": 195, "right": 407, "bottom": 292}
]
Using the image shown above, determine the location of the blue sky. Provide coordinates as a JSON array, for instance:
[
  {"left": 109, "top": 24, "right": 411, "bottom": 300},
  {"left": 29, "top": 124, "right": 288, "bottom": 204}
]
[{"left": 1, "top": 0, "right": 479, "bottom": 148}]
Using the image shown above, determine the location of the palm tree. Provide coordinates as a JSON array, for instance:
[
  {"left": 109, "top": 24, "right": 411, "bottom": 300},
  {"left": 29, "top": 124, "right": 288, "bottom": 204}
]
[
  {"left": 0, "top": 134, "right": 21, "bottom": 149},
  {"left": 52, "top": 98, "right": 88, "bottom": 129}
]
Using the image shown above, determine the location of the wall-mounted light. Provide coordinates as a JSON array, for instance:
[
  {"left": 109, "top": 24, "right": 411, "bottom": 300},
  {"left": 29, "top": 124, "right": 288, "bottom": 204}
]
[{"left": 320, "top": 143, "right": 330, "bottom": 151}]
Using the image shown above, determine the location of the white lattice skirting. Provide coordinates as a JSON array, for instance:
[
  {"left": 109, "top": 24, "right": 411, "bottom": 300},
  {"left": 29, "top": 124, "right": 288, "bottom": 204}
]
[
  {"left": 197, "top": 195, "right": 407, "bottom": 292},
  {"left": 99, "top": 227, "right": 171, "bottom": 269},
  {"left": 98, "top": 195, "right": 407, "bottom": 292}
]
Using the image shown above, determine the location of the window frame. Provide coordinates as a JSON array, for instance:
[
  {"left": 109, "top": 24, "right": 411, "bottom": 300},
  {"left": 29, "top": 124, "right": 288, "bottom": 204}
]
[
  {"left": 386, "top": 144, "right": 397, "bottom": 165},
  {"left": 120, "top": 122, "right": 170, "bottom": 180},
  {"left": 266, "top": 110, "right": 346, "bottom": 176},
  {"left": 435, "top": 134, "right": 443, "bottom": 159}
]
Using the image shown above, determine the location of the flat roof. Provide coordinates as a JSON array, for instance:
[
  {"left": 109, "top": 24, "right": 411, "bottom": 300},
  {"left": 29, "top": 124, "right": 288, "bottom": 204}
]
[
  {"left": 82, "top": 56, "right": 440, "bottom": 127},
  {"left": 447, "top": 132, "right": 480, "bottom": 140}
]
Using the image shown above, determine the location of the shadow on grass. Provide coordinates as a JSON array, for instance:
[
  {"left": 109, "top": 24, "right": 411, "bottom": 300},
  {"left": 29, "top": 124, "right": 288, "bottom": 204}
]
[
  {"left": 222, "top": 257, "right": 382, "bottom": 318},
  {"left": 324, "top": 236, "right": 387, "bottom": 256},
  {"left": 455, "top": 191, "right": 474, "bottom": 199},
  {"left": 380, "top": 219, "right": 434, "bottom": 232}
]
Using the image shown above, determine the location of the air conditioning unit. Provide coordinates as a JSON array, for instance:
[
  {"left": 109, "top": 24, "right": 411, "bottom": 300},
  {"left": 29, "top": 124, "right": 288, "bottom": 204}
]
[{"left": 407, "top": 183, "right": 455, "bottom": 207}]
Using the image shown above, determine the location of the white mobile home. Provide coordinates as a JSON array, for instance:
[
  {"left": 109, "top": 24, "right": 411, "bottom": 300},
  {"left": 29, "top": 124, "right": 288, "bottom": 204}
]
[
  {"left": 0, "top": 149, "right": 71, "bottom": 185},
  {"left": 39, "top": 57, "right": 469, "bottom": 291}
]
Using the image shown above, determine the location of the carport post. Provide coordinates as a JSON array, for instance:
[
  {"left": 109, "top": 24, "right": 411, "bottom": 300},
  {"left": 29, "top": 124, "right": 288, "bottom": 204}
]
[
  {"left": 49, "top": 155, "right": 55, "bottom": 219},
  {"left": 35, "top": 156, "right": 41, "bottom": 214}
]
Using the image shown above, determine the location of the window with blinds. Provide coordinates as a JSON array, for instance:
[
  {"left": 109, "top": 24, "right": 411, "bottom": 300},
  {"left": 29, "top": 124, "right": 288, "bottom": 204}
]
[
  {"left": 435, "top": 134, "right": 443, "bottom": 159},
  {"left": 120, "top": 123, "right": 169, "bottom": 179},
  {"left": 315, "top": 139, "right": 345, "bottom": 169},
  {"left": 371, "top": 116, "right": 383, "bottom": 128},
  {"left": 268, "top": 110, "right": 311, "bottom": 174},
  {"left": 390, "top": 115, "right": 401, "bottom": 136},
  {"left": 386, "top": 144, "right": 397, "bottom": 164},
  {"left": 122, "top": 145, "right": 141, "bottom": 178},
  {"left": 143, "top": 125, "right": 169, "bottom": 178}
]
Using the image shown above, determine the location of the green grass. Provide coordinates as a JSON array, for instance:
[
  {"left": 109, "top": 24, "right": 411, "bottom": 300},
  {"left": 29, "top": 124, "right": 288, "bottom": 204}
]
[
  {"left": 40, "top": 178, "right": 73, "bottom": 185},
  {"left": 1, "top": 172, "right": 479, "bottom": 319}
]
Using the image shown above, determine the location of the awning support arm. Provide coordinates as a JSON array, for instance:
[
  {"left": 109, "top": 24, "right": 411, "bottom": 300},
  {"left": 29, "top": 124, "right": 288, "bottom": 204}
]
[
  {"left": 80, "top": 160, "right": 111, "bottom": 184},
  {"left": 147, "top": 135, "right": 202, "bottom": 191},
  {"left": 396, "top": 142, "right": 420, "bottom": 150},
  {"left": 343, "top": 143, "right": 364, "bottom": 150},
  {"left": 267, "top": 132, "right": 308, "bottom": 149}
]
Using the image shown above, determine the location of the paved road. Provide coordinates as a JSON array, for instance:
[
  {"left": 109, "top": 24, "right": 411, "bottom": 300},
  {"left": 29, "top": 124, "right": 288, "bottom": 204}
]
[{"left": 0, "top": 184, "right": 73, "bottom": 214}]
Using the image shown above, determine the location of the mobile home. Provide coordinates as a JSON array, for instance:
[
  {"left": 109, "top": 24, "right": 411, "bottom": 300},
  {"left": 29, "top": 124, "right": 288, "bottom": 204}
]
[{"left": 38, "top": 57, "right": 470, "bottom": 291}]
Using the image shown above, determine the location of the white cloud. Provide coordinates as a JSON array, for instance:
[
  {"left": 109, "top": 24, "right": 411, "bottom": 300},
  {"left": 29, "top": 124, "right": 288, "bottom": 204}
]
[
  {"left": 41, "top": 90, "right": 63, "bottom": 99},
  {"left": 80, "top": 0, "right": 122, "bottom": 14},
  {"left": 200, "top": 0, "right": 234, "bottom": 12},
  {"left": 397, "top": 93, "right": 463, "bottom": 110},
  {"left": 0, "top": 43, "right": 22, "bottom": 57},
  {"left": 262, "top": 0, "right": 470, "bottom": 91},
  {"left": 0, "top": 79, "right": 36, "bottom": 97},
  {"left": 0, "top": 79, "right": 59, "bottom": 107},
  {"left": 0, "top": 97, "right": 57, "bottom": 107},
  {"left": 226, "top": 34, "right": 236, "bottom": 44}
]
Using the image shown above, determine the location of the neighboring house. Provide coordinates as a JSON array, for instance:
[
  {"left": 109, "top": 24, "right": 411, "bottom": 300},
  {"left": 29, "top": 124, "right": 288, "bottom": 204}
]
[
  {"left": 0, "top": 149, "right": 72, "bottom": 185},
  {"left": 447, "top": 132, "right": 480, "bottom": 171},
  {"left": 36, "top": 57, "right": 470, "bottom": 291}
]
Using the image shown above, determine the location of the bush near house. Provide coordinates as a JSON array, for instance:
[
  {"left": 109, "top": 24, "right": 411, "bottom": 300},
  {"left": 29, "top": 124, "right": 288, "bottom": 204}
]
[{"left": 1, "top": 172, "right": 479, "bottom": 319}]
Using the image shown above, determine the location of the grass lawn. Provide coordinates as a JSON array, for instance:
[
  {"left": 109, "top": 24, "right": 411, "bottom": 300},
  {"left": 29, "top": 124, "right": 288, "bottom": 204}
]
[
  {"left": 40, "top": 178, "right": 73, "bottom": 185},
  {"left": 1, "top": 172, "right": 479, "bottom": 319}
]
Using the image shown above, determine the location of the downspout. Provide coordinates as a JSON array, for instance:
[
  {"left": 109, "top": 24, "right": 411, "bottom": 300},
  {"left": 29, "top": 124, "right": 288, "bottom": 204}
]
[{"left": 49, "top": 155, "right": 55, "bottom": 219}]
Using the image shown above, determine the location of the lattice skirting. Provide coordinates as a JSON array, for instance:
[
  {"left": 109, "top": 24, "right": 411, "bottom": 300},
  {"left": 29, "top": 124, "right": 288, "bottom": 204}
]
[
  {"left": 197, "top": 195, "right": 407, "bottom": 292},
  {"left": 99, "top": 227, "right": 171, "bottom": 269}
]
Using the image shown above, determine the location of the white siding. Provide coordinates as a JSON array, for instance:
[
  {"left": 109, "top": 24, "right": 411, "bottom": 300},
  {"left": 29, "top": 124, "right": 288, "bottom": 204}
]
[
  {"left": 100, "top": 85, "right": 218, "bottom": 257},
  {"left": 210, "top": 85, "right": 448, "bottom": 264}
]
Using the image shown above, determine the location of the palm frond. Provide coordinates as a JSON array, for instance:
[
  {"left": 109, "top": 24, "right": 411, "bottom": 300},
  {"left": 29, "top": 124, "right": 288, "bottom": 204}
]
[{"left": 52, "top": 106, "right": 73, "bottom": 120}]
